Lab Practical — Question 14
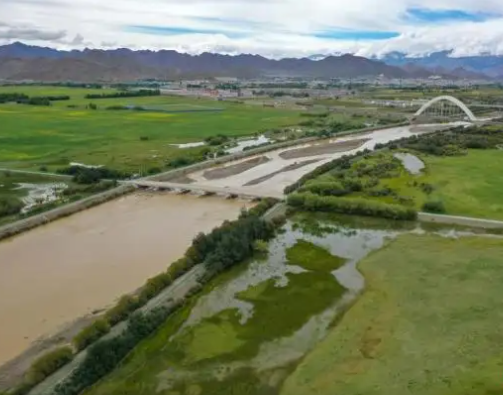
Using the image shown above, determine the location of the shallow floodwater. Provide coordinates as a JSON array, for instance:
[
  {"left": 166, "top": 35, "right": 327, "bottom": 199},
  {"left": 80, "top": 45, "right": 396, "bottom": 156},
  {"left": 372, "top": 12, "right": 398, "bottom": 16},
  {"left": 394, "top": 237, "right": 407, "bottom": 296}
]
[
  {"left": 394, "top": 153, "right": 425, "bottom": 174},
  {"left": 226, "top": 135, "right": 271, "bottom": 154},
  {"left": 0, "top": 193, "right": 250, "bottom": 366},
  {"left": 153, "top": 213, "right": 495, "bottom": 394},
  {"left": 155, "top": 216, "right": 402, "bottom": 392}
]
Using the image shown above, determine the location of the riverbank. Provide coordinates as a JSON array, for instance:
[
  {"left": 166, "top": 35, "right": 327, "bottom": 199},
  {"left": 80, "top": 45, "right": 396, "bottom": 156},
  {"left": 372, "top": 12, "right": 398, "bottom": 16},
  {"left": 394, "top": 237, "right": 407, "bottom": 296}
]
[{"left": 0, "top": 193, "right": 250, "bottom": 380}]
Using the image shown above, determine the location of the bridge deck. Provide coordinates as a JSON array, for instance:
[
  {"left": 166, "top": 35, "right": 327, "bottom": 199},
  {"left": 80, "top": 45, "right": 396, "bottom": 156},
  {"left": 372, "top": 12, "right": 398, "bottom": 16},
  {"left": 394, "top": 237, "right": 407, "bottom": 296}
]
[{"left": 127, "top": 180, "right": 285, "bottom": 200}]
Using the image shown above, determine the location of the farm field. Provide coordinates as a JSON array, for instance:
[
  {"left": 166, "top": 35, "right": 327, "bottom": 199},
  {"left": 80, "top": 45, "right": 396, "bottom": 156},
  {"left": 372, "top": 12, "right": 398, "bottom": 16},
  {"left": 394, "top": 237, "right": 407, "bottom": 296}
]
[
  {"left": 282, "top": 233, "right": 503, "bottom": 395},
  {"left": 0, "top": 86, "right": 302, "bottom": 172}
]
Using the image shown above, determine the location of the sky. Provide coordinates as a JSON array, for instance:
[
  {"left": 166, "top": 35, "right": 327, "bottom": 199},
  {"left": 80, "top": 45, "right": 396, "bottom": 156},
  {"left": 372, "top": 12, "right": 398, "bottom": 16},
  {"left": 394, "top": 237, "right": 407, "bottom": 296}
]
[{"left": 2, "top": 0, "right": 503, "bottom": 58}]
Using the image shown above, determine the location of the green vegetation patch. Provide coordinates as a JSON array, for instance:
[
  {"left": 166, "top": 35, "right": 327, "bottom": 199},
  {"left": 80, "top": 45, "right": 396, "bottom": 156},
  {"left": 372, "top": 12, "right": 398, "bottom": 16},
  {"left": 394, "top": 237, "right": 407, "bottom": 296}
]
[
  {"left": 281, "top": 234, "right": 503, "bottom": 395},
  {"left": 84, "top": 261, "right": 345, "bottom": 395},
  {"left": 175, "top": 270, "right": 346, "bottom": 366},
  {"left": 0, "top": 86, "right": 302, "bottom": 172},
  {"left": 286, "top": 240, "right": 345, "bottom": 272}
]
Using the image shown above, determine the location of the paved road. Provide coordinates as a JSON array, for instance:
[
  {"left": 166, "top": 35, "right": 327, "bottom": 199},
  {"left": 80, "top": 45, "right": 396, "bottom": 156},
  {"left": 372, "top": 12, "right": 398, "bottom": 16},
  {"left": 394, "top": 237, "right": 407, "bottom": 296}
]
[
  {"left": 418, "top": 212, "right": 503, "bottom": 230},
  {"left": 0, "top": 168, "right": 72, "bottom": 179}
]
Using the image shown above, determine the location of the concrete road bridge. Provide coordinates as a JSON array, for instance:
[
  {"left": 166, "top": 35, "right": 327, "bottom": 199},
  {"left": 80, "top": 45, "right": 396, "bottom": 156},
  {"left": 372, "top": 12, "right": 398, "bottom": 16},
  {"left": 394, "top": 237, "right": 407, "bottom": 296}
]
[{"left": 126, "top": 180, "right": 285, "bottom": 200}]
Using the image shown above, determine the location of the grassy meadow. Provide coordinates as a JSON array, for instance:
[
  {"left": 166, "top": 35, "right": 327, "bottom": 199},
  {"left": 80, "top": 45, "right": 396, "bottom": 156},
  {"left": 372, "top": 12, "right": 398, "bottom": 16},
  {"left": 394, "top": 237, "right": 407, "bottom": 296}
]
[
  {"left": 307, "top": 147, "right": 503, "bottom": 220},
  {"left": 282, "top": 234, "right": 503, "bottom": 395},
  {"left": 0, "top": 86, "right": 302, "bottom": 172}
]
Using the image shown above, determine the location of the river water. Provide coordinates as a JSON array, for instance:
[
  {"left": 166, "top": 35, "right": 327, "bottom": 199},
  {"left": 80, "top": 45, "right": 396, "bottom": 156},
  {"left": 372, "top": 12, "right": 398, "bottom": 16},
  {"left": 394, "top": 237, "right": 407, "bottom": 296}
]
[
  {"left": 187, "top": 123, "right": 470, "bottom": 197},
  {"left": 0, "top": 193, "right": 250, "bottom": 366}
]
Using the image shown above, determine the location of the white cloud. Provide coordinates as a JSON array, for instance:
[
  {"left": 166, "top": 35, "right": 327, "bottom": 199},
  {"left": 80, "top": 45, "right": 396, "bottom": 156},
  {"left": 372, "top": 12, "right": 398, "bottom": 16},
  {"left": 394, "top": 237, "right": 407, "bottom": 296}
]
[{"left": 2, "top": 0, "right": 503, "bottom": 57}]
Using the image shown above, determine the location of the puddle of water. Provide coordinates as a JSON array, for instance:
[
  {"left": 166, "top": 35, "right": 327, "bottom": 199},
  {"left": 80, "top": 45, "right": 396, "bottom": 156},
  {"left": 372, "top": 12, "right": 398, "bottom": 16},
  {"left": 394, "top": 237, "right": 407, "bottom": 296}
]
[
  {"left": 170, "top": 142, "right": 207, "bottom": 149},
  {"left": 226, "top": 135, "right": 271, "bottom": 154},
  {"left": 16, "top": 182, "right": 68, "bottom": 213},
  {"left": 394, "top": 153, "right": 425, "bottom": 175},
  {"left": 69, "top": 162, "right": 103, "bottom": 169}
]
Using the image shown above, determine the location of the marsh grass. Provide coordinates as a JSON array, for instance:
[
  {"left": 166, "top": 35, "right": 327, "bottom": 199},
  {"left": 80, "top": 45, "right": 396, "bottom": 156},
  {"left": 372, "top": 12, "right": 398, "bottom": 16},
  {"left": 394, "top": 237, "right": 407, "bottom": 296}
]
[{"left": 282, "top": 234, "right": 503, "bottom": 395}]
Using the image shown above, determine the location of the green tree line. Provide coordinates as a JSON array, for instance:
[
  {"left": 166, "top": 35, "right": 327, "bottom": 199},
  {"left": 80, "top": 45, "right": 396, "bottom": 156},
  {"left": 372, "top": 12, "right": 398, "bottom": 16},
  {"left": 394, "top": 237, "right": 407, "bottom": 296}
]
[{"left": 84, "top": 89, "right": 160, "bottom": 99}]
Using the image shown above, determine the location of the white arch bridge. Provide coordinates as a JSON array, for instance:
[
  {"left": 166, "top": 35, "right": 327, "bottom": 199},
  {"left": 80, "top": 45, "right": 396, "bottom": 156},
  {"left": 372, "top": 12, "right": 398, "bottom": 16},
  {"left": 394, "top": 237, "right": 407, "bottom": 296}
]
[{"left": 413, "top": 95, "right": 478, "bottom": 122}]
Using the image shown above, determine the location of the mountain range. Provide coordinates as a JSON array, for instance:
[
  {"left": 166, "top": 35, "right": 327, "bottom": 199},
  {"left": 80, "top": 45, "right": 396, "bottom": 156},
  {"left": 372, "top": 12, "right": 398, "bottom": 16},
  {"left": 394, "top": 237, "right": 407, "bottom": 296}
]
[
  {"left": 0, "top": 42, "right": 493, "bottom": 82},
  {"left": 380, "top": 51, "right": 503, "bottom": 79}
]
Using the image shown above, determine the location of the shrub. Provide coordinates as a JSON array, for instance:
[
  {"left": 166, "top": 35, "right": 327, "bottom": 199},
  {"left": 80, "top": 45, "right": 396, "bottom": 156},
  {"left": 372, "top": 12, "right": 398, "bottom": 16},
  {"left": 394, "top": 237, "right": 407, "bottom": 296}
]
[
  {"left": 139, "top": 136, "right": 149, "bottom": 141},
  {"left": 137, "top": 272, "right": 173, "bottom": 303},
  {"left": 302, "top": 181, "right": 350, "bottom": 196},
  {"left": 420, "top": 183, "right": 435, "bottom": 195},
  {"left": 422, "top": 200, "right": 446, "bottom": 214},
  {"left": 104, "top": 295, "right": 139, "bottom": 326},
  {"left": 287, "top": 192, "right": 417, "bottom": 221},
  {"left": 73, "top": 319, "right": 111, "bottom": 352},
  {"left": 12, "top": 347, "right": 73, "bottom": 395},
  {"left": 54, "top": 306, "right": 179, "bottom": 395},
  {"left": 253, "top": 240, "right": 269, "bottom": 253},
  {"left": 0, "top": 197, "right": 24, "bottom": 218}
]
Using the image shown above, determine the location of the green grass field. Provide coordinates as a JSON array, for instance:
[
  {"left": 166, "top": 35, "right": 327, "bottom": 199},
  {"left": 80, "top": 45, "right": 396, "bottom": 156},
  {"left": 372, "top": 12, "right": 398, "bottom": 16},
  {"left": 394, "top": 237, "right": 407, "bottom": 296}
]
[
  {"left": 282, "top": 234, "right": 503, "bottom": 395},
  {"left": 0, "top": 86, "right": 302, "bottom": 172},
  {"left": 310, "top": 149, "right": 503, "bottom": 220},
  {"left": 379, "top": 150, "right": 503, "bottom": 220}
]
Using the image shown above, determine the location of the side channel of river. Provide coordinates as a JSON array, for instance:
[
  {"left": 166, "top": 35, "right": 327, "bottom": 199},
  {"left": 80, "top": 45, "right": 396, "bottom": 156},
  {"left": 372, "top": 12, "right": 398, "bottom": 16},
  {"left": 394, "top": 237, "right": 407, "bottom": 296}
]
[{"left": 0, "top": 193, "right": 252, "bottom": 367}]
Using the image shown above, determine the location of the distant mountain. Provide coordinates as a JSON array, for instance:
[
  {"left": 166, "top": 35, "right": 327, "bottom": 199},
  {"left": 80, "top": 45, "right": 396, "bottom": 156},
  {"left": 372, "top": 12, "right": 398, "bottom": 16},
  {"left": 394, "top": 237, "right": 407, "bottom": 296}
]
[
  {"left": 381, "top": 50, "right": 503, "bottom": 78},
  {"left": 0, "top": 42, "right": 465, "bottom": 82}
]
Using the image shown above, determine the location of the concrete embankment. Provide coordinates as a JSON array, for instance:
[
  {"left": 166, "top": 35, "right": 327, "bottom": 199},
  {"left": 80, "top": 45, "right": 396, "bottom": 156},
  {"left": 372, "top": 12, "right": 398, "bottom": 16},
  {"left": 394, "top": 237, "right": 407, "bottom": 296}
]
[
  {"left": 418, "top": 212, "right": 503, "bottom": 230},
  {"left": 0, "top": 185, "right": 135, "bottom": 242}
]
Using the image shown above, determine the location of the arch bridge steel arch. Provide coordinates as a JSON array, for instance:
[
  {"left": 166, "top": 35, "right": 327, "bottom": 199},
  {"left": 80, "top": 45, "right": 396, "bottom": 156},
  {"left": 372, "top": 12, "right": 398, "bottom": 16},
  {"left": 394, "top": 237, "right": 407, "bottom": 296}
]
[{"left": 414, "top": 95, "right": 477, "bottom": 121}]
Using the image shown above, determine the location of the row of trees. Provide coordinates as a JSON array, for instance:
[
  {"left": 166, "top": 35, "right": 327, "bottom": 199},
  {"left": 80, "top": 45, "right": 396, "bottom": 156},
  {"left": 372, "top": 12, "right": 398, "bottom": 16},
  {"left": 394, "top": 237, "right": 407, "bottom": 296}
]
[
  {"left": 54, "top": 306, "right": 180, "bottom": 395},
  {"left": 0, "top": 93, "right": 29, "bottom": 103},
  {"left": 0, "top": 93, "right": 70, "bottom": 105},
  {"left": 84, "top": 89, "right": 160, "bottom": 99},
  {"left": 57, "top": 166, "right": 131, "bottom": 184},
  {"left": 287, "top": 192, "right": 417, "bottom": 221}
]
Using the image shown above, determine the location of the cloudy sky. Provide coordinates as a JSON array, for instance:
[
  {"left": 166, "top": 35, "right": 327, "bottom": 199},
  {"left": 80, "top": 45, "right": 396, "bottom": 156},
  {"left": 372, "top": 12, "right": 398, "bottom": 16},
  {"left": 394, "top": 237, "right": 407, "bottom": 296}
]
[{"left": 2, "top": 0, "right": 503, "bottom": 58}]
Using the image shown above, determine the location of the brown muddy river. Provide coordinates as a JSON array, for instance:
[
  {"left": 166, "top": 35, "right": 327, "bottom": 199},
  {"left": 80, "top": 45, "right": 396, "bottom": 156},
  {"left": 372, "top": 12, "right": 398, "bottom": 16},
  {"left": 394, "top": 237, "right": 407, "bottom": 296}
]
[{"left": 0, "top": 193, "right": 250, "bottom": 365}]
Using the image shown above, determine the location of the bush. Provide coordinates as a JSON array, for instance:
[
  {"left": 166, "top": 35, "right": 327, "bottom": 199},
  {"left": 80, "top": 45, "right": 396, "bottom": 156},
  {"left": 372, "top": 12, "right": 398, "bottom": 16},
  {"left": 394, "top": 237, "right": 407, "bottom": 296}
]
[
  {"left": 205, "top": 134, "right": 229, "bottom": 146},
  {"left": 253, "top": 240, "right": 269, "bottom": 253},
  {"left": 0, "top": 197, "right": 24, "bottom": 218},
  {"left": 301, "top": 181, "right": 349, "bottom": 197},
  {"left": 422, "top": 200, "right": 446, "bottom": 214},
  {"left": 139, "top": 136, "right": 149, "bottom": 141},
  {"left": 104, "top": 295, "right": 139, "bottom": 326},
  {"left": 12, "top": 347, "right": 73, "bottom": 395},
  {"left": 287, "top": 192, "right": 417, "bottom": 221},
  {"left": 54, "top": 306, "right": 179, "bottom": 395},
  {"left": 137, "top": 272, "right": 173, "bottom": 303},
  {"left": 73, "top": 319, "right": 111, "bottom": 352}
]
